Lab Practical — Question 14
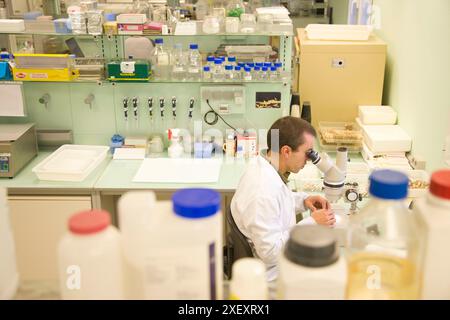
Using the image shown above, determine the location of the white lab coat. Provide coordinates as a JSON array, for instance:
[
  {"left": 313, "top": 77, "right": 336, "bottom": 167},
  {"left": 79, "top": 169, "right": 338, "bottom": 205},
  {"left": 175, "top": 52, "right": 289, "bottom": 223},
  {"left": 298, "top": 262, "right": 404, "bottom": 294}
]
[{"left": 231, "top": 155, "right": 316, "bottom": 282}]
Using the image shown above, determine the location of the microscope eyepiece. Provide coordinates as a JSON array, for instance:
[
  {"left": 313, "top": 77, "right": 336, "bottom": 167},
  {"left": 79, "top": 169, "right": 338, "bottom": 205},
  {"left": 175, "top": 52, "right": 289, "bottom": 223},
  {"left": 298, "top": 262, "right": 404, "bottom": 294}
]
[{"left": 306, "top": 149, "right": 320, "bottom": 164}]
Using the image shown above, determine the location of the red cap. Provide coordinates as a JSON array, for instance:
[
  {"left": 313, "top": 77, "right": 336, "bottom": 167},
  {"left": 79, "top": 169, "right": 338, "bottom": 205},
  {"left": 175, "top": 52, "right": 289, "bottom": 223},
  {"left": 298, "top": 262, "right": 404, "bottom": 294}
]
[
  {"left": 429, "top": 170, "right": 450, "bottom": 200},
  {"left": 69, "top": 210, "right": 111, "bottom": 235}
]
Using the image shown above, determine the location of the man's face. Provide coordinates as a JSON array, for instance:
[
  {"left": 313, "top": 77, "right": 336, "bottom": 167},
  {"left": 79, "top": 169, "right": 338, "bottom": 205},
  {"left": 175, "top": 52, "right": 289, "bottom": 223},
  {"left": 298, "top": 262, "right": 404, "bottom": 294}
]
[{"left": 286, "top": 133, "right": 315, "bottom": 173}]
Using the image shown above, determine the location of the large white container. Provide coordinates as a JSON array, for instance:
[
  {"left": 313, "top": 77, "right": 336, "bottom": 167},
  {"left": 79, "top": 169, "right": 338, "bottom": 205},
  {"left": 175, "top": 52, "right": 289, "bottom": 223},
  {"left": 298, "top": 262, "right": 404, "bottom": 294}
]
[
  {"left": 118, "top": 188, "right": 223, "bottom": 300},
  {"left": 0, "top": 187, "right": 19, "bottom": 300},
  {"left": 278, "top": 225, "right": 346, "bottom": 300},
  {"left": 362, "top": 124, "right": 412, "bottom": 153},
  {"left": 414, "top": 170, "right": 450, "bottom": 299},
  {"left": 58, "top": 210, "right": 124, "bottom": 300},
  {"left": 229, "top": 258, "right": 268, "bottom": 300},
  {"left": 358, "top": 106, "right": 397, "bottom": 125}
]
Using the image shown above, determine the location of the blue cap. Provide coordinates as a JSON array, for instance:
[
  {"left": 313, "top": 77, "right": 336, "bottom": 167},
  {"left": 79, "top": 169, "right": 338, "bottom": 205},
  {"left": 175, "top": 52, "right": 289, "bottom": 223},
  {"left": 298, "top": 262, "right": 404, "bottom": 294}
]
[
  {"left": 275, "top": 62, "right": 282, "bottom": 68},
  {"left": 155, "top": 38, "right": 163, "bottom": 44},
  {"left": 254, "top": 66, "right": 260, "bottom": 71},
  {"left": 111, "top": 134, "right": 124, "bottom": 143},
  {"left": 214, "top": 59, "right": 223, "bottom": 65},
  {"left": 172, "top": 188, "right": 221, "bottom": 219},
  {"left": 207, "top": 56, "right": 215, "bottom": 62},
  {"left": 234, "top": 66, "right": 241, "bottom": 71},
  {"left": 247, "top": 63, "right": 255, "bottom": 68},
  {"left": 203, "top": 66, "right": 210, "bottom": 72},
  {"left": 228, "top": 56, "right": 236, "bottom": 62},
  {"left": 190, "top": 44, "right": 198, "bottom": 49},
  {"left": 270, "top": 66, "right": 277, "bottom": 71},
  {"left": 238, "top": 62, "right": 245, "bottom": 67},
  {"left": 262, "top": 66, "right": 268, "bottom": 71},
  {"left": 255, "top": 62, "right": 263, "bottom": 67},
  {"left": 225, "top": 65, "right": 233, "bottom": 70},
  {"left": 244, "top": 66, "right": 251, "bottom": 72},
  {"left": 219, "top": 56, "right": 226, "bottom": 61},
  {"left": 369, "top": 170, "right": 409, "bottom": 200},
  {"left": 263, "top": 62, "right": 271, "bottom": 67}
]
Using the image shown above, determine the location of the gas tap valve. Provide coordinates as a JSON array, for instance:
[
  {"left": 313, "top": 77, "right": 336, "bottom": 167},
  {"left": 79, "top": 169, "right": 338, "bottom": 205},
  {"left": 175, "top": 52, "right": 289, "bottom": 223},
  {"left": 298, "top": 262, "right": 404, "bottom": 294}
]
[
  {"left": 159, "top": 97, "right": 165, "bottom": 118},
  {"left": 132, "top": 97, "right": 139, "bottom": 120},
  {"left": 171, "top": 96, "right": 177, "bottom": 118},
  {"left": 148, "top": 97, "right": 153, "bottom": 118},
  {"left": 188, "top": 97, "right": 195, "bottom": 118},
  {"left": 123, "top": 97, "right": 129, "bottom": 120}
]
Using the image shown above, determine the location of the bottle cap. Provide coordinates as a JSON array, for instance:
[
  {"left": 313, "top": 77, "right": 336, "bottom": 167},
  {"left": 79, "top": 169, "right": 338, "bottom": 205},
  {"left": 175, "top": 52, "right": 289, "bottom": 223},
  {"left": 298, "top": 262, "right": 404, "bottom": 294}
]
[
  {"left": 207, "top": 56, "right": 215, "bottom": 62},
  {"left": 429, "top": 170, "right": 450, "bottom": 200},
  {"left": 203, "top": 66, "right": 210, "bottom": 72},
  {"left": 189, "top": 43, "right": 198, "bottom": 49},
  {"left": 172, "top": 188, "right": 221, "bottom": 219},
  {"left": 369, "top": 169, "right": 409, "bottom": 200},
  {"left": 155, "top": 38, "right": 163, "bottom": 44},
  {"left": 228, "top": 56, "right": 236, "bottom": 62},
  {"left": 270, "top": 66, "right": 277, "bottom": 71},
  {"left": 234, "top": 66, "right": 241, "bottom": 71},
  {"left": 244, "top": 67, "right": 251, "bottom": 72},
  {"left": 69, "top": 210, "right": 111, "bottom": 235},
  {"left": 284, "top": 225, "right": 339, "bottom": 267},
  {"left": 254, "top": 66, "right": 260, "bottom": 71},
  {"left": 214, "top": 59, "right": 223, "bottom": 65},
  {"left": 262, "top": 66, "right": 268, "bottom": 71},
  {"left": 225, "top": 65, "right": 233, "bottom": 70}
]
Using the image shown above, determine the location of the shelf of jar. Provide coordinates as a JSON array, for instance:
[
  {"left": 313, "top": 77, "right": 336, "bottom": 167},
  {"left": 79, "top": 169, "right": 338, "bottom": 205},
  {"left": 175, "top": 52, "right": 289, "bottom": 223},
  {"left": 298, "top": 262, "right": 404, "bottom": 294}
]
[{"left": 0, "top": 78, "right": 291, "bottom": 84}]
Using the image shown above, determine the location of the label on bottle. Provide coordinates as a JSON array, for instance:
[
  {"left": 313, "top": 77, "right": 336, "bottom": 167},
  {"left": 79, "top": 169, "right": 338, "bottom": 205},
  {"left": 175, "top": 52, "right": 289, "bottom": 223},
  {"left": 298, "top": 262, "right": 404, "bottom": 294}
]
[
  {"left": 143, "top": 242, "right": 218, "bottom": 299},
  {"left": 157, "top": 55, "right": 169, "bottom": 66}
]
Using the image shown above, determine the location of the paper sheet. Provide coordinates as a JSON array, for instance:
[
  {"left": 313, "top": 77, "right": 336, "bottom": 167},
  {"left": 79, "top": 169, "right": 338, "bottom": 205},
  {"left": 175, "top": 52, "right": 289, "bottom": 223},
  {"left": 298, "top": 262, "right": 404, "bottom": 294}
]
[{"left": 133, "top": 158, "right": 222, "bottom": 183}]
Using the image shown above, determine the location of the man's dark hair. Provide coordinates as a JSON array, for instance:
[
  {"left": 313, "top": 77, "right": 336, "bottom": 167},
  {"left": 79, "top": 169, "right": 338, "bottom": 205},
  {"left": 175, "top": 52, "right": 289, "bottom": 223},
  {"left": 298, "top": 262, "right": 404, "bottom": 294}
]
[{"left": 267, "top": 116, "right": 317, "bottom": 152}]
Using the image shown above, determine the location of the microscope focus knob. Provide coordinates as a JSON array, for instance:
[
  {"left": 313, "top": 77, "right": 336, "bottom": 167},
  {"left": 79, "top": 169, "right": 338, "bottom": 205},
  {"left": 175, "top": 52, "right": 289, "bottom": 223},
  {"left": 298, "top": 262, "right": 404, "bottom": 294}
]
[{"left": 346, "top": 189, "right": 359, "bottom": 202}]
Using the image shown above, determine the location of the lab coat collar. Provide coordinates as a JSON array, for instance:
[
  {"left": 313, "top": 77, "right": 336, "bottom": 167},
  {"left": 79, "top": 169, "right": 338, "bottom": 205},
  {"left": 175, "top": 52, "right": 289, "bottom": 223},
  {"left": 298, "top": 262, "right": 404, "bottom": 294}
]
[{"left": 260, "top": 149, "right": 290, "bottom": 185}]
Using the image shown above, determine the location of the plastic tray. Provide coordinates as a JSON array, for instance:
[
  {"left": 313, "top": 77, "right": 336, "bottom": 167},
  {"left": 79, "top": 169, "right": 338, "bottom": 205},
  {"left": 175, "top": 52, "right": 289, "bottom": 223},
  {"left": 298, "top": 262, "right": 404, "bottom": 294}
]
[
  {"left": 32, "top": 144, "right": 108, "bottom": 182},
  {"left": 318, "top": 133, "right": 362, "bottom": 153},
  {"left": 319, "top": 121, "right": 362, "bottom": 144},
  {"left": 305, "top": 24, "right": 372, "bottom": 41}
]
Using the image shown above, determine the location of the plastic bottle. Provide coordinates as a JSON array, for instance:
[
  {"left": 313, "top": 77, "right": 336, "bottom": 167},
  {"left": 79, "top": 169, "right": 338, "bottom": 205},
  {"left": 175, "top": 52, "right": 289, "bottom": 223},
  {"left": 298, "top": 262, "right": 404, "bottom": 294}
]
[
  {"left": 203, "top": 66, "right": 212, "bottom": 81},
  {"left": 168, "top": 129, "right": 184, "bottom": 158},
  {"left": 269, "top": 66, "right": 278, "bottom": 81},
  {"left": 0, "top": 187, "right": 19, "bottom": 300},
  {"left": 152, "top": 38, "right": 170, "bottom": 80},
  {"left": 58, "top": 210, "right": 124, "bottom": 300},
  {"left": 414, "top": 170, "right": 450, "bottom": 299},
  {"left": 224, "top": 65, "right": 234, "bottom": 81},
  {"left": 243, "top": 66, "right": 252, "bottom": 81},
  {"left": 187, "top": 43, "right": 202, "bottom": 81},
  {"left": 346, "top": 170, "right": 423, "bottom": 300},
  {"left": 171, "top": 43, "right": 186, "bottom": 81},
  {"left": 118, "top": 189, "right": 223, "bottom": 299},
  {"left": 260, "top": 66, "right": 269, "bottom": 80},
  {"left": 206, "top": 55, "right": 215, "bottom": 68},
  {"left": 213, "top": 59, "right": 224, "bottom": 82},
  {"left": 252, "top": 66, "right": 261, "bottom": 80},
  {"left": 234, "top": 65, "right": 242, "bottom": 80},
  {"left": 229, "top": 258, "right": 268, "bottom": 300},
  {"left": 278, "top": 225, "right": 347, "bottom": 300}
]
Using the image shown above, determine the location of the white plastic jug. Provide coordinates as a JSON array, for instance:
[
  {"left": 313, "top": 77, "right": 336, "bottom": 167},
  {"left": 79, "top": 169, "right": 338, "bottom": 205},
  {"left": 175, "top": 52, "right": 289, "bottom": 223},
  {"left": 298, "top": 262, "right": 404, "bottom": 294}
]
[
  {"left": 118, "top": 188, "right": 223, "bottom": 300},
  {"left": 58, "top": 210, "right": 124, "bottom": 300},
  {"left": 0, "top": 187, "right": 19, "bottom": 300}
]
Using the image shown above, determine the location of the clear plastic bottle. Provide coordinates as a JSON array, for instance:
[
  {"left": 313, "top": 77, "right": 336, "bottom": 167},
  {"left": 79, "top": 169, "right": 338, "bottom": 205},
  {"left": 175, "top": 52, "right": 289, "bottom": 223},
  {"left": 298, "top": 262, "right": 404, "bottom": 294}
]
[
  {"left": 206, "top": 55, "right": 215, "bottom": 68},
  {"left": 413, "top": 170, "right": 450, "bottom": 299},
  {"left": 152, "top": 38, "right": 170, "bottom": 81},
  {"left": 243, "top": 66, "right": 252, "bottom": 81},
  {"left": 346, "top": 170, "right": 423, "bottom": 300},
  {"left": 171, "top": 43, "right": 186, "bottom": 81},
  {"left": 213, "top": 59, "right": 224, "bottom": 81},
  {"left": 234, "top": 65, "right": 242, "bottom": 80},
  {"left": 224, "top": 65, "right": 234, "bottom": 81},
  {"left": 187, "top": 43, "right": 202, "bottom": 81},
  {"left": 260, "top": 66, "right": 269, "bottom": 80},
  {"left": 269, "top": 65, "right": 278, "bottom": 81},
  {"left": 87, "top": 10, "right": 103, "bottom": 35},
  {"left": 203, "top": 66, "right": 212, "bottom": 81},
  {"left": 69, "top": 11, "right": 87, "bottom": 34},
  {"left": 252, "top": 66, "right": 260, "bottom": 80}
]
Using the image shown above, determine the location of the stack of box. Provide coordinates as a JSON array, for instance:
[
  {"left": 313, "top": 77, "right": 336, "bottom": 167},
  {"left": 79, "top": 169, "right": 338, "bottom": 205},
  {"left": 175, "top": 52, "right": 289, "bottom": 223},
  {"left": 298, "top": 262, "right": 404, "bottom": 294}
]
[
  {"left": 117, "top": 14, "right": 147, "bottom": 35},
  {"left": 357, "top": 105, "right": 412, "bottom": 170}
]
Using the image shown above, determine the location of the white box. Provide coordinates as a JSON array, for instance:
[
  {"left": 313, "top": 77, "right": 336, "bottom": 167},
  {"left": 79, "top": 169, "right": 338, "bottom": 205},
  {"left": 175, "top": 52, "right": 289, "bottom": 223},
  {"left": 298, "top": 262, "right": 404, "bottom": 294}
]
[
  {"left": 358, "top": 105, "right": 397, "bottom": 125},
  {"left": 116, "top": 14, "right": 147, "bottom": 24},
  {"left": 361, "top": 124, "right": 412, "bottom": 153},
  {"left": 0, "top": 19, "right": 25, "bottom": 32},
  {"left": 32, "top": 144, "right": 108, "bottom": 182}
]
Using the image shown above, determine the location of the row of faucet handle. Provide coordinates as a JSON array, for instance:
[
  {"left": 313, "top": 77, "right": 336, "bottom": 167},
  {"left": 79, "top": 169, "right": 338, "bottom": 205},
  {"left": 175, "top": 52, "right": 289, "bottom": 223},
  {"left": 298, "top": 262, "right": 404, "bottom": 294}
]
[{"left": 122, "top": 97, "right": 195, "bottom": 121}]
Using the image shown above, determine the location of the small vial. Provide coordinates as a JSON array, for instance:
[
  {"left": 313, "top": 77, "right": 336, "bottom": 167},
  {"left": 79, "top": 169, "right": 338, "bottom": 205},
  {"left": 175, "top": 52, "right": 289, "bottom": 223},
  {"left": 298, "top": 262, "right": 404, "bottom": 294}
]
[
  {"left": 269, "top": 66, "right": 278, "bottom": 81},
  {"left": 227, "top": 56, "right": 237, "bottom": 66},
  {"left": 234, "top": 66, "right": 242, "bottom": 80},
  {"left": 224, "top": 65, "right": 234, "bottom": 81},
  {"left": 243, "top": 66, "right": 252, "bottom": 81},
  {"left": 238, "top": 62, "right": 246, "bottom": 69},
  {"left": 260, "top": 66, "right": 269, "bottom": 80},
  {"left": 203, "top": 66, "right": 212, "bottom": 81},
  {"left": 253, "top": 66, "right": 261, "bottom": 80},
  {"left": 255, "top": 62, "right": 263, "bottom": 69},
  {"left": 263, "top": 62, "right": 272, "bottom": 69},
  {"left": 247, "top": 62, "right": 255, "bottom": 69},
  {"left": 213, "top": 59, "right": 224, "bottom": 82}
]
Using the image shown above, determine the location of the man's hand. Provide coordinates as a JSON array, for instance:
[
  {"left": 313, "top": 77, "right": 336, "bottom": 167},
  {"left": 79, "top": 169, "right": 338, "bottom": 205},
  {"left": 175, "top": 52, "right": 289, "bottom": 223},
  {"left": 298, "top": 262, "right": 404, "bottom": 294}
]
[
  {"left": 311, "top": 209, "right": 336, "bottom": 226},
  {"left": 304, "top": 195, "right": 330, "bottom": 211}
]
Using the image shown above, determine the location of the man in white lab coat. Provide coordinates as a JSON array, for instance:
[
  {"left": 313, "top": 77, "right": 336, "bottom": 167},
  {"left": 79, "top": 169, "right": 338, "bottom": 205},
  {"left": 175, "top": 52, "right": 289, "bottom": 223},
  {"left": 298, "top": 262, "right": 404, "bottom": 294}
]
[{"left": 231, "top": 116, "right": 335, "bottom": 281}]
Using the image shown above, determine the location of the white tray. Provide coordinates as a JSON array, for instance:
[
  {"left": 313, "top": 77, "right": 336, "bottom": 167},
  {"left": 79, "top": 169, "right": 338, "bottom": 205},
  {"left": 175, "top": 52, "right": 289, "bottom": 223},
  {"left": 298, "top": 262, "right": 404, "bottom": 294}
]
[
  {"left": 305, "top": 24, "right": 372, "bottom": 41},
  {"left": 32, "top": 144, "right": 109, "bottom": 182}
]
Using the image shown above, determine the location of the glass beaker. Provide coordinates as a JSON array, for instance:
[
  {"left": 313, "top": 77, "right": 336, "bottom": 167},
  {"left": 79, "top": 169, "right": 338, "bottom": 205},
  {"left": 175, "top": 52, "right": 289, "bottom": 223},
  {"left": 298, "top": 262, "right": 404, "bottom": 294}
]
[{"left": 240, "top": 13, "right": 256, "bottom": 33}]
